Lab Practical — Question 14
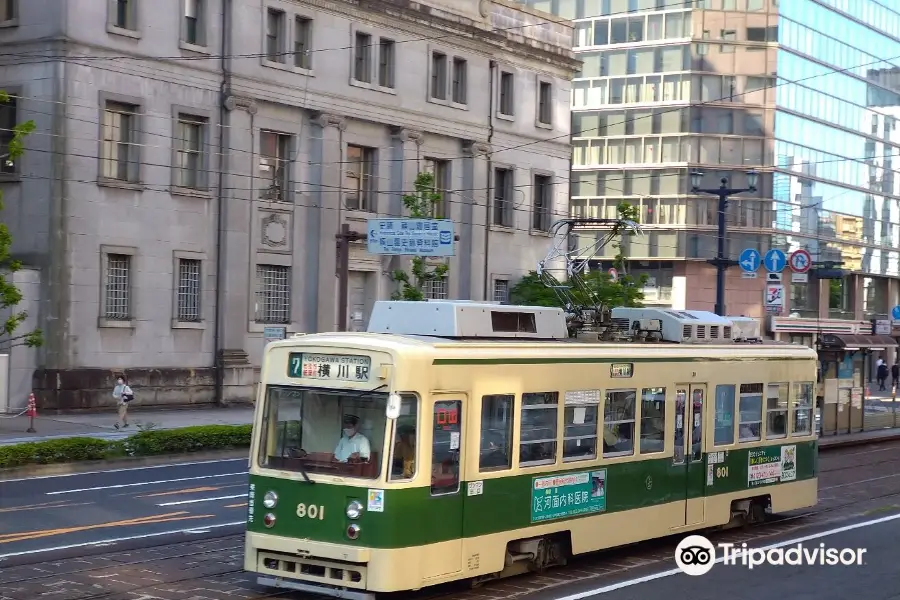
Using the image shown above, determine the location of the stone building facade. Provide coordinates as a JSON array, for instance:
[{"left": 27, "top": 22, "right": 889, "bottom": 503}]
[{"left": 0, "top": 0, "right": 578, "bottom": 409}]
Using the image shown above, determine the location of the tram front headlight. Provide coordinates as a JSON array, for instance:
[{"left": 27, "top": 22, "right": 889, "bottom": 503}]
[
  {"left": 346, "top": 500, "right": 363, "bottom": 519},
  {"left": 263, "top": 491, "right": 278, "bottom": 509}
]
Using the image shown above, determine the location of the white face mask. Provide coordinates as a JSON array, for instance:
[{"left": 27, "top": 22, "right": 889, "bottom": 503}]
[{"left": 343, "top": 428, "right": 354, "bottom": 437}]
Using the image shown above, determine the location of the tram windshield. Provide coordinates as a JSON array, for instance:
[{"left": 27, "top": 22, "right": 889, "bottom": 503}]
[{"left": 258, "top": 385, "right": 395, "bottom": 479}]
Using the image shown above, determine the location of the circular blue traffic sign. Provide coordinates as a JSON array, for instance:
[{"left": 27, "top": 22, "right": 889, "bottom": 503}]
[
  {"left": 892, "top": 305, "right": 900, "bottom": 321},
  {"left": 764, "top": 249, "right": 786, "bottom": 272},
  {"left": 739, "top": 248, "right": 761, "bottom": 272}
]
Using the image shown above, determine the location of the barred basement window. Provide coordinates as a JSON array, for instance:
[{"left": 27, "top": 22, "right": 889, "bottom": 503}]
[
  {"left": 177, "top": 258, "right": 201, "bottom": 322},
  {"left": 423, "top": 277, "right": 447, "bottom": 300},
  {"left": 105, "top": 254, "right": 131, "bottom": 319},
  {"left": 255, "top": 264, "right": 291, "bottom": 323}
]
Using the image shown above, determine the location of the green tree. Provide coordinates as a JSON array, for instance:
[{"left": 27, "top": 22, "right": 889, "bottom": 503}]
[
  {"left": 390, "top": 171, "right": 449, "bottom": 300},
  {"left": 0, "top": 92, "right": 41, "bottom": 349},
  {"left": 509, "top": 201, "right": 648, "bottom": 309}
]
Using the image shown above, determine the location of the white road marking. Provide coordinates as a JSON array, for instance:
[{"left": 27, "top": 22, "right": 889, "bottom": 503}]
[
  {"left": 2, "top": 458, "right": 247, "bottom": 483},
  {"left": 46, "top": 473, "right": 246, "bottom": 495},
  {"left": 551, "top": 511, "right": 900, "bottom": 599},
  {"left": 820, "top": 471, "right": 900, "bottom": 490},
  {"left": 0, "top": 521, "right": 246, "bottom": 560},
  {"left": 157, "top": 494, "right": 246, "bottom": 507}
]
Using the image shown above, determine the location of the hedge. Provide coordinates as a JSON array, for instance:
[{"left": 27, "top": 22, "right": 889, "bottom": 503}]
[{"left": 0, "top": 424, "right": 252, "bottom": 469}]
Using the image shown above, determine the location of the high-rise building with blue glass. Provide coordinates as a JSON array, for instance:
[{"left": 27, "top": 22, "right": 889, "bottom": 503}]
[{"left": 518, "top": 0, "right": 900, "bottom": 353}]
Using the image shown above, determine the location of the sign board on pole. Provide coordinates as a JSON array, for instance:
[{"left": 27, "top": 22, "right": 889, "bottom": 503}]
[
  {"left": 608, "top": 268, "right": 618, "bottom": 282},
  {"left": 789, "top": 249, "right": 811, "bottom": 283},
  {"left": 263, "top": 326, "right": 286, "bottom": 345},
  {"left": 872, "top": 319, "right": 891, "bottom": 335},
  {"left": 739, "top": 248, "right": 761, "bottom": 279},
  {"left": 367, "top": 218, "right": 455, "bottom": 256},
  {"left": 764, "top": 283, "right": 784, "bottom": 315},
  {"left": 764, "top": 249, "right": 787, "bottom": 273}
]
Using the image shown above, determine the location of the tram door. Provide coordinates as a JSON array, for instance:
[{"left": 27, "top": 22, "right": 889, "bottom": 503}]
[
  {"left": 673, "top": 384, "right": 706, "bottom": 527},
  {"left": 421, "top": 395, "right": 465, "bottom": 580}
]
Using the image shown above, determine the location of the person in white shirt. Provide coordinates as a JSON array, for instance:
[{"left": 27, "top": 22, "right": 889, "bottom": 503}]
[{"left": 333, "top": 414, "right": 371, "bottom": 463}]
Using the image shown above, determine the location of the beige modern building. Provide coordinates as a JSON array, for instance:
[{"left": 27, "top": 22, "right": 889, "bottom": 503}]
[{"left": 0, "top": 0, "right": 578, "bottom": 408}]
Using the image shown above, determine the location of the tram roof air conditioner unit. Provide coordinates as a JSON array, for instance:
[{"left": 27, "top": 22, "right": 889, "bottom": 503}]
[
  {"left": 727, "top": 316, "right": 762, "bottom": 342},
  {"left": 366, "top": 300, "right": 568, "bottom": 339},
  {"left": 610, "top": 308, "right": 735, "bottom": 344}
]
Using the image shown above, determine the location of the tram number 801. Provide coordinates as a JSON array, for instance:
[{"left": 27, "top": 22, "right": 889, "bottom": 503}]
[{"left": 296, "top": 503, "right": 326, "bottom": 520}]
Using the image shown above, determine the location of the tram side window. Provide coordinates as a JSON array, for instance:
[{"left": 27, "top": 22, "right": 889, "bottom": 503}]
[
  {"left": 563, "top": 390, "right": 600, "bottom": 461},
  {"left": 738, "top": 383, "right": 763, "bottom": 442},
  {"left": 766, "top": 383, "right": 789, "bottom": 439},
  {"left": 603, "top": 389, "right": 636, "bottom": 457},
  {"left": 520, "top": 392, "right": 559, "bottom": 467},
  {"left": 714, "top": 385, "right": 735, "bottom": 445},
  {"left": 479, "top": 394, "right": 514, "bottom": 471},
  {"left": 639, "top": 387, "right": 666, "bottom": 454},
  {"left": 792, "top": 382, "right": 814, "bottom": 435},
  {"left": 389, "top": 396, "right": 419, "bottom": 481},
  {"left": 431, "top": 400, "right": 462, "bottom": 495}
]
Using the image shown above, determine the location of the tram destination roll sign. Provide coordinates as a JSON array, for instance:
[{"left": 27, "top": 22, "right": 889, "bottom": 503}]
[
  {"left": 747, "top": 444, "right": 797, "bottom": 487},
  {"left": 531, "top": 469, "right": 607, "bottom": 523},
  {"left": 288, "top": 352, "right": 372, "bottom": 382}
]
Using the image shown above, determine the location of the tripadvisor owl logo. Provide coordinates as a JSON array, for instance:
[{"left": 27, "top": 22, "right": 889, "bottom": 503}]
[{"left": 675, "top": 535, "right": 716, "bottom": 576}]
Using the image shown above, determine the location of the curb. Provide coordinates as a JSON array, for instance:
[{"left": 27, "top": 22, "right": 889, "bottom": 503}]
[
  {"left": 0, "top": 448, "right": 249, "bottom": 479},
  {"left": 818, "top": 432, "right": 900, "bottom": 451}
]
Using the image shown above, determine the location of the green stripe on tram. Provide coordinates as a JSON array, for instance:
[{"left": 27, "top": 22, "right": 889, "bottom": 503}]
[{"left": 246, "top": 440, "right": 817, "bottom": 549}]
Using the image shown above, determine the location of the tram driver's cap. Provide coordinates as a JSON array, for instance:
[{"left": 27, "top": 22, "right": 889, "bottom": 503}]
[{"left": 342, "top": 414, "right": 360, "bottom": 426}]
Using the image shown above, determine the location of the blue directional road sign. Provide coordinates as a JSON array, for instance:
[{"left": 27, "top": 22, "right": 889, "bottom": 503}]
[
  {"left": 367, "top": 218, "right": 456, "bottom": 257},
  {"left": 764, "top": 249, "right": 787, "bottom": 273},
  {"left": 739, "top": 248, "right": 761, "bottom": 273},
  {"left": 892, "top": 305, "right": 900, "bottom": 321}
]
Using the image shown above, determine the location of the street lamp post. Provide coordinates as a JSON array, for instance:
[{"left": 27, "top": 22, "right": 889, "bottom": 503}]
[{"left": 690, "top": 169, "right": 759, "bottom": 317}]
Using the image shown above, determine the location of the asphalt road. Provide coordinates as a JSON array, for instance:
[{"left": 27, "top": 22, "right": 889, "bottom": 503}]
[
  {"left": 531, "top": 513, "right": 900, "bottom": 600},
  {"left": 0, "top": 457, "right": 249, "bottom": 562}
]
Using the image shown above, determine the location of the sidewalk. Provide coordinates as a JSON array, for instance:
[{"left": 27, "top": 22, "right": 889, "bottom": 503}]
[{"left": 0, "top": 405, "right": 255, "bottom": 445}]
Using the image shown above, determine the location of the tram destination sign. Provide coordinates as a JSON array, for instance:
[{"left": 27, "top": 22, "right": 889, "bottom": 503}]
[
  {"left": 531, "top": 469, "right": 606, "bottom": 523},
  {"left": 288, "top": 352, "right": 372, "bottom": 382},
  {"left": 610, "top": 363, "right": 633, "bottom": 378}
]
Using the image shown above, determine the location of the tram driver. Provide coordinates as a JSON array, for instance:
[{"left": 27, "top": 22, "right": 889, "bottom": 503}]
[{"left": 333, "top": 414, "right": 371, "bottom": 463}]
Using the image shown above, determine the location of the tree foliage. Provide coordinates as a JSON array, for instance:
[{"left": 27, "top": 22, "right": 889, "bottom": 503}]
[
  {"left": 0, "top": 91, "right": 41, "bottom": 348},
  {"left": 390, "top": 171, "right": 449, "bottom": 300},
  {"left": 509, "top": 201, "right": 649, "bottom": 310}
]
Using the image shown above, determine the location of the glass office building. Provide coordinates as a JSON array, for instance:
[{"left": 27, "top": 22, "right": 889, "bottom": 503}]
[{"left": 518, "top": 0, "right": 900, "bottom": 340}]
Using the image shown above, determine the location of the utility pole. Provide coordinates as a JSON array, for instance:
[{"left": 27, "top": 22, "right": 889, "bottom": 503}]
[
  {"left": 334, "top": 223, "right": 460, "bottom": 331},
  {"left": 690, "top": 170, "right": 759, "bottom": 316}
]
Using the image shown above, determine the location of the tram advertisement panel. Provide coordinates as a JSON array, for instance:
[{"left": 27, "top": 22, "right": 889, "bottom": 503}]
[
  {"left": 747, "top": 444, "right": 797, "bottom": 487},
  {"left": 531, "top": 469, "right": 607, "bottom": 522}
]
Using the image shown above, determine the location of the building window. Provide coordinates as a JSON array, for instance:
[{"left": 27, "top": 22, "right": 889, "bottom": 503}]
[
  {"left": 1, "top": 0, "right": 15, "bottom": 21},
  {"left": 354, "top": 32, "right": 372, "bottom": 83},
  {"left": 537, "top": 81, "right": 552, "bottom": 125},
  {"left": 255, "top": 264, "right": 291, "bottom": 324},
  {"left": 423, "top": 277, "right": 447, "bottom": 300},
  {"left": 431, "top": 52, "right": 448, "bottom": 100},
  {"left": 720, "top": 29, "right": 736, "bottom": 52},
  {"left": 183, "top": 0, "right": 202, "bottom": 45},
  {"left": 112, "top": 0, "right": 136, "bottom": 30},
  {"left": 499, "top": 71, "right": 514, "bottom": 116},
  {"left": 492, "top": 167, "right": 513, "bottom": 227},
  {"left": 345, "top": 145, "right": 375, "bottom": 211},
  {"left": 175, "top": 115, "right": 206, "bottom": 189},
  {"left": 176, "top": 258, "right": 201, "bottom": 322},
  {"left": 294, "top": 17, "right": 312, "bottom": 69},
  {"left": 378, "top": 38, "right": 395, "bottom": 88},
  {"left": 101, "top": 101, "right": 139, "bottom": 183},
  {"left": 532, "top": 174, "right": 552, "bottom": 231},
  {"left": 493, "top": 279, "right": 509, "bottom": 304},
  {"left": 452, "top": 57, "right": 467, "bottom": 104},
  {"left": 259, "top": 131, "right": 290, "bottom": 201},
  {"left": 104, "top": 254, "right": 132, "bottom": 320},
  {"left": 479, "top": 394, "right": 514, "bottom": 471},
  {"left": 0, "top": 93, "right": 18, "bottom": 174},
  {"left": 266, "top": 8, "right": 285, "bottom": 62},
  {"left": 423, "top": 158, "right": 450, "bottom": 218}
]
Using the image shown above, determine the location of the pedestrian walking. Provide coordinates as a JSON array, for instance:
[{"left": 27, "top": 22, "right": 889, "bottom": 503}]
[
  {"left": 112, "top": 375, "right": 134, "bottom": 429},
  {"left": 892, "top": 363, "right": 899, "bottom": 392},
  {"left": 877, "top": 362, "right": 889, "bottom": 392}
]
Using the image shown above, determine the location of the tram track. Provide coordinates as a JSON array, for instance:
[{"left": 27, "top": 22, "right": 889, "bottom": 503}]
[{"left": 2, "top": 441, "right": 899, "bottom": 600}]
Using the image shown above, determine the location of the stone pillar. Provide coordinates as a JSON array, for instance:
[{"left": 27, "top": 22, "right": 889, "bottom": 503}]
[
  {"left": 307, "top": 112, "right": 347, "bottom": 333},
  {"left": 389, "top": 127, "right": 426, "bottom": 295},
  {"left": 217, "top": 95, "right": 258, "bottom": 403},
  {"left": 461, "top": 140, "right": 490, "bottom": 300}
]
